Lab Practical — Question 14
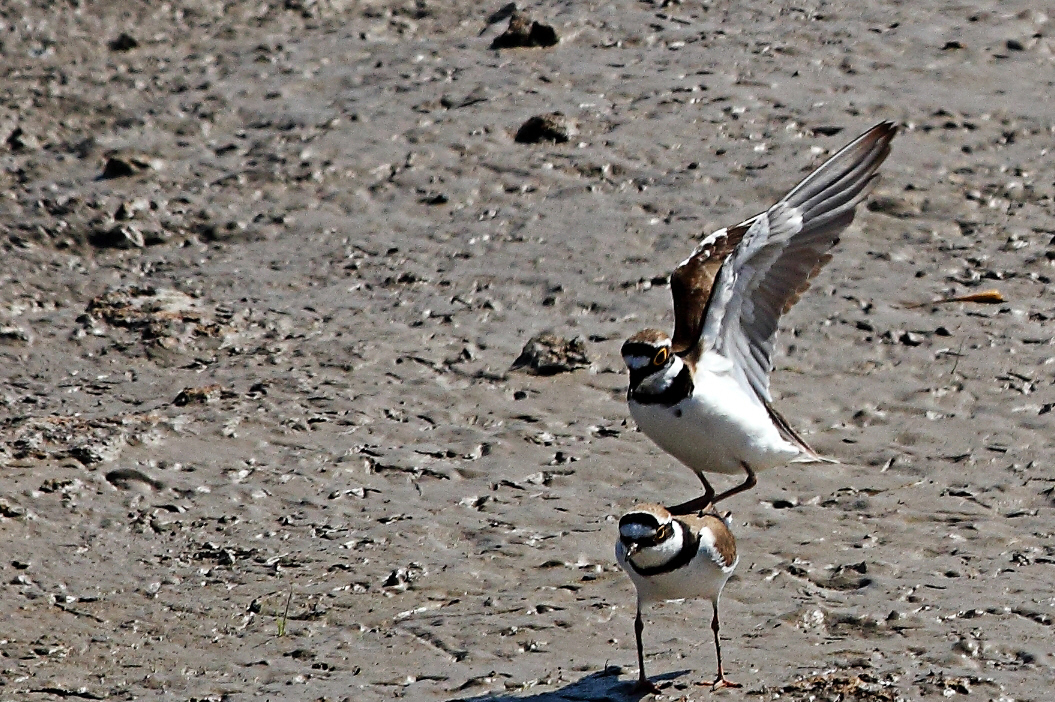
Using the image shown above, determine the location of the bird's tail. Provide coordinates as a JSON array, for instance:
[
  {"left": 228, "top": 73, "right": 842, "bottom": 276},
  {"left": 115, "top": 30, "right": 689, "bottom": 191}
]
[
  {"left": 766, "top": 401, "right": 840, "bottom": 464},
  {"left": 790, "top": 451, "right": 840, "bottom": 465}
]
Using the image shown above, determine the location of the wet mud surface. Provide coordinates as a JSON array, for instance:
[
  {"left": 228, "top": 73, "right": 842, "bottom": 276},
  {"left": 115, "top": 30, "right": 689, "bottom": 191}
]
[{"left": 2, "top": 1, "right": 1055, "bottom": 700}]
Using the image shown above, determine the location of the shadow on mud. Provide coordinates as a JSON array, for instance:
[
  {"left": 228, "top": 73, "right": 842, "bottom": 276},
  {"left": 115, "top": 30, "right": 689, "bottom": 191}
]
[{"left": 448, "top": 667, "right": 689, "bottom": 702}]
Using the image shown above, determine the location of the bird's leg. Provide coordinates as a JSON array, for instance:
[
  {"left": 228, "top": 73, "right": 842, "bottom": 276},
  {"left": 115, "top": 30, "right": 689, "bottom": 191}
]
[
  {"left": 667, "top": 472, "right": 716, "bottom": 515},
  {"left": 712, "top": 462, "right": 757, "bottom": 505},
  {"left": 632, "top": 604, "right": 660, "bottom": 695},
  {"left": 709, "top": 599, "right": 741, "bottom": 691}
]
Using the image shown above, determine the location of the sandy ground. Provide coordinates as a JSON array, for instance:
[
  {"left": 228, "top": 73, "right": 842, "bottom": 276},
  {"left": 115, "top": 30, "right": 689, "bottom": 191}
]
[{"left": 2, "top": 0, "right": 1055, "bottom": 700}]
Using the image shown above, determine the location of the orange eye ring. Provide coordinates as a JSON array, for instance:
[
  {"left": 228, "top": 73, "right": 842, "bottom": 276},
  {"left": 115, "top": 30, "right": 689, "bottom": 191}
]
[{"left": 652, "top": 348, "right": 669, "bottom": 366}]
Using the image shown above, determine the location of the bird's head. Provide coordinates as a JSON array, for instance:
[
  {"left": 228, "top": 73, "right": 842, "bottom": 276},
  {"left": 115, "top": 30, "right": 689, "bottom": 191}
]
[
  {"left": 621, "top": 329, "right": 680, "bottom": 396},
  {"left": 618, "top": 504, "right": 683, "bottom": 569}
]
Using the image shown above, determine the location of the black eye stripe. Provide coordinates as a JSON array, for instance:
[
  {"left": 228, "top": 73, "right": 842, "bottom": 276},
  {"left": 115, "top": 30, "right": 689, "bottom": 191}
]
[
  {"left": 619, "top": 512, "right": 660, "bottom": 530},
  {"left": 621, "top": 342, "right": 661, "bottom": 358},
  {"left": 621, "top": 522, "right": 673, "bottom": 550}
]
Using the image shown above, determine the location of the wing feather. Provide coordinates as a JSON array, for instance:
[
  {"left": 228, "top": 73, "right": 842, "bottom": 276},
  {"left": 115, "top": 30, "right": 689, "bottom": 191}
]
[
  {"left": 690, "top": 121, "right": 896, "bottom": 405},
  {"left": 784, "top": 125, "right": 892, "bottom": 209},
  {"left": 668, "top": 221, "right": 752, "bottom": 355}
]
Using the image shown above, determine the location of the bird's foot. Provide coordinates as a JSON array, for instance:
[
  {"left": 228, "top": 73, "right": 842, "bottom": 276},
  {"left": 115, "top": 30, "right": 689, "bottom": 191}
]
[
  {"left": 667, "top": 495, "right": 712, "bottom": 515},
  {"left": 632, "top": 677, "right": 662, "bottom": 695},
  {"left": 710, "top": 675, "right": 742, "bottom": 691}
]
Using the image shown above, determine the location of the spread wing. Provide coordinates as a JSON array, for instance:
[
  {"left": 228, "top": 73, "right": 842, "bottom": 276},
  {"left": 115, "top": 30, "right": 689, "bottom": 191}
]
[
  {"left": 688, "top": 121, "right": 897, "bottom": 404},
  {"left": 668, "top": 222, "right": 750, "bottom": 355}
]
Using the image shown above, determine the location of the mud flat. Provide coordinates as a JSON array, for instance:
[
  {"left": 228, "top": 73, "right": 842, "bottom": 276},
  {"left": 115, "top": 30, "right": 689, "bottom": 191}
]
[{"left": 1, "top": 1, "right": 1054, "bottom": 700}]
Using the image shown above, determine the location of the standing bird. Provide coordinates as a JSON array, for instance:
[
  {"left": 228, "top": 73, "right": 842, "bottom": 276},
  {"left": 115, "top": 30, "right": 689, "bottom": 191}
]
[
  {"left": 616, "top": 503, "right": 739, "bottom": 693},
  {"left": 622, "top": 122, "right": 897, "bottom": 514}
]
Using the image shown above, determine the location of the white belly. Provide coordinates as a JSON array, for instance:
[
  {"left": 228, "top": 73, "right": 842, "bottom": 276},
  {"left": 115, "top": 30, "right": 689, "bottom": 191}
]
[
  {"left": 630, "top": 366, "right": 800, "bottom": 476},
  {"left": 617, "top": 542, "right": 735, "bottom": 604}
]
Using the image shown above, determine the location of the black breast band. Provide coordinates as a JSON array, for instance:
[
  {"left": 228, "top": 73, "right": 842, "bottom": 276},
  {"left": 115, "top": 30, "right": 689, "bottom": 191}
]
[
  {"left": 628, "top": 520, "right": 700, "bottom": 577},
  {"left": 629, "top": 364, "right": 694, "bottom": 407}
]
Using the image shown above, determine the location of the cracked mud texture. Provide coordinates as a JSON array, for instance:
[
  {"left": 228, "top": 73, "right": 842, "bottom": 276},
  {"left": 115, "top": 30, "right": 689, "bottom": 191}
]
[{"left": 2, "top": 0, "right": 1055, "bottom": 700}]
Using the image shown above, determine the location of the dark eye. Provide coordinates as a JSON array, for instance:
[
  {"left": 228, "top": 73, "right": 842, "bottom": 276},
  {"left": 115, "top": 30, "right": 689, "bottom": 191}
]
[{"left": 652, "top": 348, "right": 669, "bottom": 366}]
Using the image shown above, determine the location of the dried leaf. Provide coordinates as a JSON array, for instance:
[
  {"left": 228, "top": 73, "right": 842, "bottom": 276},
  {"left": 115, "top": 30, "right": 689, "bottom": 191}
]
[{"left": 902, "top": 289, "right": 1004, "bottom": 308}]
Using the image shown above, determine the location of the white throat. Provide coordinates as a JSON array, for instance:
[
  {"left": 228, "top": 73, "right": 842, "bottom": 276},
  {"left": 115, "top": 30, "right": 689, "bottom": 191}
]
[{"left": 628, "top": 521, "right": 685, "bottom": 570}]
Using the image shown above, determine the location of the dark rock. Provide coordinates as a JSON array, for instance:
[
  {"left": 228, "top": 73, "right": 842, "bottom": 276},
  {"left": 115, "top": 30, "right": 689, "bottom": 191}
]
[
  {"left": 101, "top": 152, "right": 160, "bottom": 180},
  {"left": 0, "top": 326, "right": 30, "bottom": 344},
  {"left": 6, "top": 127, "right": 40, "bottom": 151},
  {"left": 515, "top": 112, "right": 575, "bottom": 144},
  {"left": 114, "top": 199, "right": 151, "bottom": 221},
  {"left": 90, "top": 224, "right": 145, "bottom": 249},
  {"left": 899, "top": 331, "right": 925, "bottom": 346},
  {"left": 101, "top": 158, "right": 137, "bottom": 179},
  {"left": 197, "top": 219, "right": 258, "bottom": 243},
  {"left": 174, "top": 384, "right": 224, "bottom": 406},
  {"left": 0, "top": 499, "right": 26, "bottom": 519},
  {"left": 105, "top": 468, "right": 165, "bottom": 491},
  {"left": 491, "top": 11, "right": 559, "bottom": 49},
  {"left": 866, "top": 192, "right": 923, "bottom": 218},
  {"left": 108, "top": 33, "right": 139, "bottom": 51}
]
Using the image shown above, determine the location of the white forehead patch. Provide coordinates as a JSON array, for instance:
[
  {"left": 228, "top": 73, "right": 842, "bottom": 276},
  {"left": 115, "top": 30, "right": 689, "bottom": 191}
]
[
  {"left": 623, "top": 355, "right": 652, "bottom": 370},
  {"left": 619, "top": 522, "right": 657, "bottom": 540}
]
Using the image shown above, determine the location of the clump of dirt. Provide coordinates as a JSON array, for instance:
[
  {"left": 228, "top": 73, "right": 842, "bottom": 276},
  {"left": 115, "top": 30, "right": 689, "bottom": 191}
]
[
  {"left": 173, "top": 384, "right": 229, "bottom": 406},
  {"left": 511, "top": 331, "right": 590, "bottom": 375},
  {"left": 490, "top": 10, "right": 559, "bottom": 49},
  {"left": 87, "top": 287, "right": 209, "bottom": 334},
  {"left": 777, "top": 672, "right": 903, "bottom": 701},
  {"left": 1, "top": 412, "right": 164, "bottom": 465}
]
